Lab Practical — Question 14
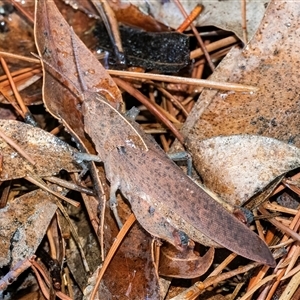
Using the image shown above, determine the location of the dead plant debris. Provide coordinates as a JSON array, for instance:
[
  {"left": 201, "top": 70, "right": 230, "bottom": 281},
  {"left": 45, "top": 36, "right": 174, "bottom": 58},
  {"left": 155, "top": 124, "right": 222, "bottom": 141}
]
[{"left": 0, "top": 0, "right": 299, "bottom": 299}]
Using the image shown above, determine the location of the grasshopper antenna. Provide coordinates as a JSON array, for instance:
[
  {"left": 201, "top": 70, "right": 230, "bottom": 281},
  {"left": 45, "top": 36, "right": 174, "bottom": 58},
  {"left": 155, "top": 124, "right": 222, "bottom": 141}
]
[
  {"left": 70, "top": 27, "right": 88, "bottom": 93},
  {"left": 69, "top": 27, "right": 116, "bottom": 103}
]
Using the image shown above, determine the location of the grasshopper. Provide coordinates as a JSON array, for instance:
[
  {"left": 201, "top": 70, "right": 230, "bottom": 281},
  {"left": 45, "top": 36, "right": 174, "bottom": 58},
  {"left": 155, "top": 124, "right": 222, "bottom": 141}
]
[{"left": 82, "top": 94, "right": 275, "bottom": 267}]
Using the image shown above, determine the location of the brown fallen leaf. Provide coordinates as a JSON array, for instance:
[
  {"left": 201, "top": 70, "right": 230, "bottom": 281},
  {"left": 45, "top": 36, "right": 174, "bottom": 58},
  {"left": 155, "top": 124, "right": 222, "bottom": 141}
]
[
  {"left": 101, "top": 203, "right": 161, "bottom": 299},
  {"left": 0, "top": 119, "right": 80, "bottom": 180},
  {"left": 34, "top": 0, "right": 122, "bottom": 152},
  {"left": 186, "top": 135, "right": 300, "bottom": 206},
  {"left": 159, "top": 245, "right": 214, "bottom": 279},
  {"left": 34, "top": 2, "right": 120, "bottom": 259},
  {"left": 0, "top": 189, "right": 57, "bottom": 267}
]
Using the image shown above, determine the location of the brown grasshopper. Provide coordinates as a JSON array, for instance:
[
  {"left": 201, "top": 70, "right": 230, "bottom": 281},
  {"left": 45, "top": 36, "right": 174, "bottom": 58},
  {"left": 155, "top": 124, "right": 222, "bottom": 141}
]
[{"left": 81, "top": 94, "right": 275, "bottom": 267}]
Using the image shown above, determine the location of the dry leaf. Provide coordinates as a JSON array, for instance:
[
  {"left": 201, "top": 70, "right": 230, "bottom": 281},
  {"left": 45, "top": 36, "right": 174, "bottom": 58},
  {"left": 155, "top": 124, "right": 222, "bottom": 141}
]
[
  {"left": 181, "top": 0, "right": 300, "bottom": 204},
  {"left": 159, "top": 245, "right": 214, "bottom": 279},
  {"left": 94, "top": 23, "right": 190, "bottom": 72},
  {"left": 127, "top": 0, "right": 266, "bottom": 42},
  {"left": 102, "top": 216, "right": 161, "bottom": 299},
  {"left": 183, "top": 1, "right": 300, "bottom": 145},
  {"left": 107, "top": 0, "right": 169, "bottom": 32},
  {"left": 0, "top": 119, "right": 80, "bottom": 180},
  {"left": 0, "top": 189, "right": 57, "bottom": 267},
  {"left": 34, "top": 0, "right": 122, "bottom": 152},
  {"left": 186, "top": 135, "right": 300, "bottom": 206}
]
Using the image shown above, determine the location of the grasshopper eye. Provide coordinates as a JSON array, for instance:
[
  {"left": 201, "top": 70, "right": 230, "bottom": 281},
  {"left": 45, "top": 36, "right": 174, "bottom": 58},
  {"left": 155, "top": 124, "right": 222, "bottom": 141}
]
[{"left": 117, "top": 146, "right": 126, "bottom": 155}]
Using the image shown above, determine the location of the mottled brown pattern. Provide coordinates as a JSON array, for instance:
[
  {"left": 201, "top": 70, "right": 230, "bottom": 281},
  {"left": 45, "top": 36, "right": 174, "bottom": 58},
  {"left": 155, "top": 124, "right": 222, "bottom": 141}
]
[{"left": 83, "top": 95, "right": 275, "bottom": 267}]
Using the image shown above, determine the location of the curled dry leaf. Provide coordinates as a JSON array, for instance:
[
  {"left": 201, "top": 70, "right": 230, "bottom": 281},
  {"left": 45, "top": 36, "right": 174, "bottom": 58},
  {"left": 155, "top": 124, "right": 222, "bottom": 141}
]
[
  {"left": 186, "top": 135, "right": 300, "bottom": 206},
  {"left": 0, "top": 189, "right": 57, "bottom": 267},
  {"left": 159, "top": 245, "right": 214, "bottom": 279},
  {"left": 0, "top": 120, "right": 80, "bottom": 180}
]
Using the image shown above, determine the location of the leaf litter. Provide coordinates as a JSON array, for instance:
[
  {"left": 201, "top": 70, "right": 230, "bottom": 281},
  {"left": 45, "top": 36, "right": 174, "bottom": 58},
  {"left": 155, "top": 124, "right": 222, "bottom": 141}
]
[{"left": 0, "top": 0, "right": 300, "bottom": 299}]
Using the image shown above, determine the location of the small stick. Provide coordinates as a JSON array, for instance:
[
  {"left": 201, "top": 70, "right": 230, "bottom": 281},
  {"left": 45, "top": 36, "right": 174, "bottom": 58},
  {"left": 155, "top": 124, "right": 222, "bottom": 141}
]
[
  {"left": 253, "top": 209, "right": 266, "bottom": 241},
  {"left": 264, "top": 201, "right": 298, "bottom": 215},
  {"left": 46, "top": 223, "right": 57, "bottom": 260},
  {"left": 62, "top": 266, "right": 74, "bottom": 299},
  {"left": 230, "top": 282, "right": 246, "bottom": 300},
  {"left": 0, "top": 128, "right": 36, "bottom": 165},
  {"left": 259, "top": 207, "right": 300, "bottom": 242},
  {"left": 270, "top": 239, "right": 294, "bottom": 249},
  {"left": 0, "top": 256, "right": 34, "bottom": 290},
  {"left": 0, "top": 67, "right": 40, "bottom": 83},
  {"left": 0, "top": 51, "right": 40, "bottom": 63},
  {"left": 47, "top": 190, "right": 90, "bottom": 273},
  {"left": 272, "top": 172, "right": 300, "bottom": 195},
  {"left": 43, "top": 176, "right": 94, "bottom": 195},
  {"left": 208, "top": 253, "right": 237, "bottom": 278},
  {"left": 151, "top": 82, "right": 189, "bottom": 117},
  {"left": 282, "top": 263, "right": 300, "bottom": 281},
  {"left": 90, "top": 0, "right": 125, "bottom": 65},
  {"left": 170, "top": 261, "right": 263, "bottom": 300},
  {"left": 25, "top": 175, "right": 80, "bottom": 207},
  {"left": 240, "top": 275, "right": 277, "bottom": 300},
  {"left": 5, "top": 52, "right": 253, "bottom": 91},
  {"left": 0, "top": 57, "right": 30, "bottom": 116},
  {"left": 241, "top": 0, "right": 248, "bottom": 43},
  {"left": 255, "top": 206, "right": 300, "bottom": 299},
  {"left": 0, "top": 92, "right": 24, "bottom": 117},
  {"left": 49, "top": 124, "right": 63, "bottom": 136},
  {"left": 283, "top": 180, "right": 300, "bottom": 196},
  {"left": 247, "top": 264, "right": 271, "bottom": 296},
  {"left": 190, "top": 36, "right": 239, "bottom": 59},
  {"left": 174, "top": 0, "right": 215, "bottom": 71},
  {"left": 31, "top": 261, "right": 71, "bottom": 300},
  {"left": 176, "top": 4, "right": 203, "bottom": 33}
]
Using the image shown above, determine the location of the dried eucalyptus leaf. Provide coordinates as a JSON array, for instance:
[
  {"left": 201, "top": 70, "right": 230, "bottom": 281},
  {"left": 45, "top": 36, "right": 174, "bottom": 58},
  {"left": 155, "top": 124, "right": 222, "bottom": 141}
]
[
  {"left": 0, "top": 120, "right": 80, "bottom": 180},
  {"left": 186, "top": 135, "right": 300, "bottom": 206}
]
